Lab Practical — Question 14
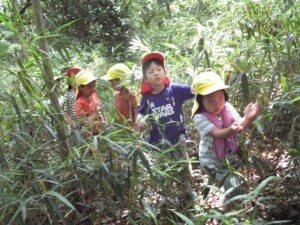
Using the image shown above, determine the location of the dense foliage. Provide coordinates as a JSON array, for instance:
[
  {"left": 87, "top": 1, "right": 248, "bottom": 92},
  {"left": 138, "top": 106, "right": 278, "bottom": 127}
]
[{"left": 0, "top": 0, "right": 299, "bottom": 224}]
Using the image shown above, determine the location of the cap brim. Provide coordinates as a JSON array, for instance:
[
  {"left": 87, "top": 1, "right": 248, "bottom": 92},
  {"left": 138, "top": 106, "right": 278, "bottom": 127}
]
[
  {"left": 82, "top": 77, "right": 98, "bottom": 85},
  {"left": 101, "top": 75, "right": 112, "bottom": 80},
  {"left": 200, "top": 84, "right": 230, "bottom": 95},
  {"left": 142, "top": 52, "right": 164, "bottom": 66}
]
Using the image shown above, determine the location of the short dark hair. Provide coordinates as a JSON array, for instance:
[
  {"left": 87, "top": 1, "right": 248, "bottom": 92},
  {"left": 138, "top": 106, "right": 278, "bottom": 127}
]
[
  {"left": 195, "top": 90, "right": 229, "bottom": 114},
  {"left": 142, "top": 58, "right": 165, "bottom": 79},
  {"left": 67, "top": 84, "right": 72, "bottom": 91}
]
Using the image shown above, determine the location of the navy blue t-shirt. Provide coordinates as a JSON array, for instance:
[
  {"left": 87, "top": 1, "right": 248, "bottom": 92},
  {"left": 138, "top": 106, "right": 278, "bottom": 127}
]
[{"left": 138, "top": 83, "right": 193, "bottom": 145}]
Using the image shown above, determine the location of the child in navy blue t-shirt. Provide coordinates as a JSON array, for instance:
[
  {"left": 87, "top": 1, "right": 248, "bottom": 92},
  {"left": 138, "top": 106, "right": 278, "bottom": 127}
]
[{"left": 136, "top": 52, "right": 196, "bottom": 203}]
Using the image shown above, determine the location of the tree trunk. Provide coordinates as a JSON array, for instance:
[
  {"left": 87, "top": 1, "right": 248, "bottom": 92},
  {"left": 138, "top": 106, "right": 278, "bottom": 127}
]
[{"left": 31, "top": 0, "right": 71, "bottom": 159}]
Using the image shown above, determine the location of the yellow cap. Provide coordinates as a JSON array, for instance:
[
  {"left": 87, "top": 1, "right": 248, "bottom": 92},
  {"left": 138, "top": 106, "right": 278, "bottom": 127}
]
[
  {"left": 191, "top": 72, "right": 229, "bottom": 118},
  {"left": 75, "top": 70, "right": 98, "bottom": 86},
  {"left": 102, "top": 63, "right": 130, "bottom": 81}
]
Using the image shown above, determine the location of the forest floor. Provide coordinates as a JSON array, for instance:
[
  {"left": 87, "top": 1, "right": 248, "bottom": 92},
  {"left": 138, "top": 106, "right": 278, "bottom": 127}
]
[
  {"left": 188, "top": 135, "right": 300, "bottom": 225},
  {"left": 94, "top": 126, "right": 300, "bottom": 225}
]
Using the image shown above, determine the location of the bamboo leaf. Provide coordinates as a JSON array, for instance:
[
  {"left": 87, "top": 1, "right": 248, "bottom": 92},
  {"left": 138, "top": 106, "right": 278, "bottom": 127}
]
[
  {"left": 159, "top": 42, "right": 179, "bottom": 50},
  {"left": 194, "top": 49, "right": 205, "bottom": 70},
  {"left": 138, "top": 149, "right": 153, "bottom": 179},
  {"left": 107, "top": 174, "right": 124, "bottom": 199},
  {"left": 0, "top": 13, "right": 17, "bottom": 32},
  {"left": 142, "top": 200, "right": 157, "bottom": 223},
  {"left": 56, "top": 19, "right": 79, "bottom": 32},
  {"left": 225, "top": 176, "right": 277, "bottom": 205},
  {"left": 33, "top": 169, "right": 60, "bottom": 184},
  {"left": 131, "top": 148, "right": 138, "bottom": 183},
  {"left": 265, "top": 220, "right": 293, "bottom": 225},
  {"left": 172, "top": 210, "right": 195, "bottom": 225},
  {"left": 252, "top": 176, "right": 277, "bottom": 196},
  {"left": 254, "top": 116, "right": 264, "bottom": 135},
  {"left": 100, "top": 135, "right": 128, "bottom": 155},
  {"left": 204, "top": 49, "right": 211, "bottom": 68},
  {"left": 43, "top": 190, "right": 76, "bottom": 210},
  {"left": 0, "top": 174, "right": 13, "bottom": 183},
  {"left": 31, "top": 34, "right": 59, "bottom": 43},
  {"left": 291, "top": 95, "right": 300, "bottom": 103}
]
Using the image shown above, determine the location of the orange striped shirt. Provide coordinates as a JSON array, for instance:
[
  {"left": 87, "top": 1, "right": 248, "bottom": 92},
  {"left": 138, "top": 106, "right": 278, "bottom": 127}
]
[{"left": 115, "top": 90, "right": 139, "bottom": 127}]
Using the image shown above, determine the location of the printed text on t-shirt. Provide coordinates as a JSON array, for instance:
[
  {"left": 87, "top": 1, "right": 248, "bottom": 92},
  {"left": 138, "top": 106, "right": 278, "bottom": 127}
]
[{"left": 151, "top": 103, "right": 174, "bottom": 118}]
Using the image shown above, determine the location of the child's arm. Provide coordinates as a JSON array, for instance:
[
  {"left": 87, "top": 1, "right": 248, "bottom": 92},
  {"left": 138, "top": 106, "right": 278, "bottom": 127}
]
[
  {"left": 78, "top": 116, "right": 107, "bottom": 135},
  {"left": 133, "top": 107, "right": 139, "bottom": 124},
  {"left": 135, "top": 95, "right": 148, "bottom": 131},
  {"left": 135, "top": 114, "right": 147, "bottom": 131},
  {"left": 209, "top": 122, "right": 242, "bottom": 139},
  {"left": 209, "top": 100, "right": 259, "bottom": 139},
  {"left": 129, "top": 93, "right": 139, "bottom": 125}
]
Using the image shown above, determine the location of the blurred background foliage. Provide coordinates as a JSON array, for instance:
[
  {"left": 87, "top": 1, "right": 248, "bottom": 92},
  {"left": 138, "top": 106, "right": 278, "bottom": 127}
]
[{"left": 0, "top": 0, "right": 299, "bottom": 224}]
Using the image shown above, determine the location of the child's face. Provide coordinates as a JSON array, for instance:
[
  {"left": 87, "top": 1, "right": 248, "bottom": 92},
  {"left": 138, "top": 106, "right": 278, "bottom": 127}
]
[
  {"left": 202, "top": 90, "right": 225, "bottom": 115},
  {"left": 79, "top": 81, "right": 96, "bottom": 97},
  {"left": 110, "top": 78, "right": 122, "bottom": 91},
  {"left": 144, "top": 62, "right": 166, "bottom": 87}
]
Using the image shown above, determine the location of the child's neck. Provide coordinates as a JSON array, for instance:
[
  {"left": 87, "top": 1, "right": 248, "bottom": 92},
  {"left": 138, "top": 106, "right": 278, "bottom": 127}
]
[
  {"left": 81, "top": 94, "right": 92, "bottom": 99},
  {"left": 151, "top": 84, "right": 165, "bottom": 94},
  {"left": 119, "top": 86, "right": 128, "bottom": 93}
]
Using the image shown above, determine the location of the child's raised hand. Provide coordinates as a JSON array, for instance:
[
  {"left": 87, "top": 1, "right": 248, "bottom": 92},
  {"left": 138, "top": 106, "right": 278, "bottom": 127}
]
[{"left": 244, "top": 99, "right": 260, "bottom": 120}]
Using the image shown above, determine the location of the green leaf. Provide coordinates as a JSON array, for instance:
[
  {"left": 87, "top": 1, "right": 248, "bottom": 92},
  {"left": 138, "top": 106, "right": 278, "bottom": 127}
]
[
  {"left": 142, "top": 200, "right": 157, "bottom": 223},
  {"left": 43, "top": 191, "right": 76, "bottom": 210},
  {"left": 225, "top": 176, "right": 277, "bottom": 205},
  {"left": 0, "top": 12, "right": 17, "bottom": 32},
  {"left": 291, "top": 95, "right": 300, "bottom": 103},
  {"left": 159, "top": 42, "right": 179, "bottom": 50},
  {"left": 172, "top": 211, "right": 195, "bottom": 225},
  {"left": 253, "top": 176, "right": 277, "bottom": 196},
  {"left": 0, "top": 173, "right": 13, "bottom": 183},
  {"left": 138, "top": 149, "right": 153, "bottom": 179},
  {"left": 56, "top": 19, "right": 80, "bottom": 32},
  {"left": 254, "top": 116, "right": 264, "bottom": 135},
  {"left": 32, "top": 34, "right": 59, "bottom": 43}
]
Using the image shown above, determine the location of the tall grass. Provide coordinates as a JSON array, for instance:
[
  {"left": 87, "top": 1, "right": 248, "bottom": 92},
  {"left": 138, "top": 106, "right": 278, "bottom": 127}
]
[{"left": 0, "top": 0, "right": 299, "bottom": 224}]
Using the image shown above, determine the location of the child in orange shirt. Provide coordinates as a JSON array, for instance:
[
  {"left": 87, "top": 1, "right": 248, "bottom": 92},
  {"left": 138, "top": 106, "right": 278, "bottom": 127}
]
[
  {"left": 75, "top": 70, "right": 107, "bottom": 136},
  {"left": 102, "top": 63, "right": 139, "bottom": 127}
]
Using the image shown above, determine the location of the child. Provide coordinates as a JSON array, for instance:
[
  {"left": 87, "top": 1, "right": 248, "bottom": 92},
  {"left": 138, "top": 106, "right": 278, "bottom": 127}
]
[
  {"left": 102, "top": 63, "right": 139, "bottom": 127},
  {"left": 191, "top": 71, "right": 259, "bottom": 208},
  {"left": 135, "top": 52, "right": 196, "bottom": 203},
  {"left": 63, "top": 67, "right": 81, "bottom": 128},
  {"left": 74, "top": 70, "right": 107, "bottom": 137}
]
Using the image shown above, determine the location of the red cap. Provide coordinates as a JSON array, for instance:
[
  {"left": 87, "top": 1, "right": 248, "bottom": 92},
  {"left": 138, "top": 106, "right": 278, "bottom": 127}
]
[
  {"left": 142, "top": 52, "right": 164, "bottom": 67},
  {"left": 66, "top": 67, "right": 81, "bottom": 77}
]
